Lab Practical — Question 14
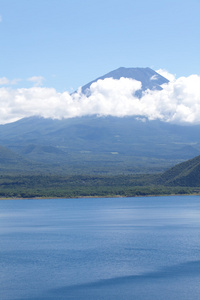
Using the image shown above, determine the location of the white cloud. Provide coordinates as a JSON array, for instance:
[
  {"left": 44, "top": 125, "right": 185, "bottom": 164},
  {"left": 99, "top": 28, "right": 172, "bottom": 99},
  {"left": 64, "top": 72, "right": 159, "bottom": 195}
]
[
  {"left": 140, "top": 74, "right": 200, "bottom": 123},
  {"left": 0, "top": 77, "right": 21, "bottom": 85},
  {"left": 0, "top": 74, "right": 200, "bottom": 125},
  {"left": 0, "top": 15, "right": 2, "bottom": 22},
  {"left": 0, "top": 77, "right": 9, "bottom": 85},
  {"left": 156, "top": 69, "right": 176, "bottom": 82},
  {"left": 27, "top": 76, "right": 45, "bottom": 86}
]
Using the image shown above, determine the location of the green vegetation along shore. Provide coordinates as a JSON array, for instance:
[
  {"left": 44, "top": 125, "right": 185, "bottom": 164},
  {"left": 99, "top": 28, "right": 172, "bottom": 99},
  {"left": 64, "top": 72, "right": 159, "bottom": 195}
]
[{"left": 0, "top": 174, "right": 197, "bottom": 199}]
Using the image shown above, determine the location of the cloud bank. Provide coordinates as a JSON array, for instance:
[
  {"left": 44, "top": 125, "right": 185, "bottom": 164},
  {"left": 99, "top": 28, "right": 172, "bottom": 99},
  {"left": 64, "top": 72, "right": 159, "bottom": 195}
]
[{"left": 0, "top": 72, "right": 200, "bottom": 125}]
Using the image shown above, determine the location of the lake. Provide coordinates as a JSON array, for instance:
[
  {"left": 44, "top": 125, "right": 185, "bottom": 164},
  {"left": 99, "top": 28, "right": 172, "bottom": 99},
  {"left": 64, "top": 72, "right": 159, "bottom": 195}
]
[{"left": 1, "top": 196, "right": 200, "bottom": 300}]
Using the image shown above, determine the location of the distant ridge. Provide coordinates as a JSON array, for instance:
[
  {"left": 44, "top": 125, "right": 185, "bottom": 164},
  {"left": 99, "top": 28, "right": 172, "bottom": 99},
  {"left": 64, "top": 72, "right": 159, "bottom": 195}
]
[
  {"left": 1, "top": 115, "right": 200, "bottom": 175},
  {"left": 81, "top": 67, "right": 169, "bottom": 96}
]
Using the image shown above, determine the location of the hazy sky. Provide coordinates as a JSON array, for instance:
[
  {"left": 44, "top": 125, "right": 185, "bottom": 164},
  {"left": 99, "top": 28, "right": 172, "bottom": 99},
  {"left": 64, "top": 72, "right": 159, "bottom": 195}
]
[
  {"left": 0, "top": 0, "right": 200, "bottom": 125},
  {"left": 0, "top": 0, "right": 199, "bottom": 91}
]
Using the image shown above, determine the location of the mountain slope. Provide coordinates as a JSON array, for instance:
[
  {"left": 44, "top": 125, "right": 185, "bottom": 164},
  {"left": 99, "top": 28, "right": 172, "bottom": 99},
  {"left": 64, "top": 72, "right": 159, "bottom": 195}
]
[
  {"left": 158, "top": 155, "right": 200, "bottom": 186},
  {"left": 0, "top": 145, "right": 38, "bottom": 174},
  {"left": 0, "top": 116, "right": 200, "bottom": 175}
]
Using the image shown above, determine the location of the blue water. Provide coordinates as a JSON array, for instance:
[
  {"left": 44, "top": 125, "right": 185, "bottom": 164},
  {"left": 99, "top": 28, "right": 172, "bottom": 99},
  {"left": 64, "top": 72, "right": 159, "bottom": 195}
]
[{"left": 1, "top": 196, "right": 200, "bottom": 300}]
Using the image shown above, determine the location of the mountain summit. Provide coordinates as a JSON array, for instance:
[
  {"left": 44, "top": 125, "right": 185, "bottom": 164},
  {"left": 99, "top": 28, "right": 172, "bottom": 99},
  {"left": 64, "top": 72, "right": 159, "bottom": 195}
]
[{"left": 81, "top": 67, "right": 169, "bottom": 96}]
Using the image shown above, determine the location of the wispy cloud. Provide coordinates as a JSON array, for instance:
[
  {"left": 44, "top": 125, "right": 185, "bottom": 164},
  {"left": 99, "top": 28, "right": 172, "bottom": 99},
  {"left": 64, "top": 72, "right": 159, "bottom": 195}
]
[
  {"left": 0, "top": 77, "right": 21, "bottom": 85},
  {"left": 27, "top": 76, "right": 45, "bottom": 86},
  {"left": 0, "top": 77, "right": 9, "bottom": 85},
  {"left": 0, "top": 15, "right": 2, "bottom": 22},
  {"left": 150, "top": 75, "right": 158, "bottom": 81},
  {"left": 0, "top": 72, "right": 200, "bottom": 125}
]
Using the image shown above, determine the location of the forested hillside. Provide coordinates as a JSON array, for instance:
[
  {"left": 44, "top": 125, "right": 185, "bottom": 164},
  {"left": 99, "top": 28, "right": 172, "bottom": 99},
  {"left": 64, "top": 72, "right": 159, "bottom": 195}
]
[{"left": 158, "top": 155, "right": 200, "bottom": 187}]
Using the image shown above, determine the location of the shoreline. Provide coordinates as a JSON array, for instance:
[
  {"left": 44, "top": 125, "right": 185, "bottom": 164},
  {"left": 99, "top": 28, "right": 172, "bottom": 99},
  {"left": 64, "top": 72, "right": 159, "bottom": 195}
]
[{"left": 1, "top": 192, "right": 200, "bottom": 201}]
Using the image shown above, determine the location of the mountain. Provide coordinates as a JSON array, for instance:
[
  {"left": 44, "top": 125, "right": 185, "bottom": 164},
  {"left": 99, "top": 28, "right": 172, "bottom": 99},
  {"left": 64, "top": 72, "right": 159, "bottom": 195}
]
[
  {"left": 0, "top": 115, "right": 200, "bottom": 175},
  {"left": 0, "top": 67, "right": 199, "bottom": 175},
  {"left": 158, "top": 155, "right": 200, "bottom": 187},
  {"left": 80, "top": 67, "right": 169, "bottom": 96}
]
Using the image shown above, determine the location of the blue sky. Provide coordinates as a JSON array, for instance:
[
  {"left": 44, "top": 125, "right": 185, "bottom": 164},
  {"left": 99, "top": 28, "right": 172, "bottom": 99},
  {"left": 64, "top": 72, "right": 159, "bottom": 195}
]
[{"left": 0, "top": 0, "right": 199, "bottom": 91}]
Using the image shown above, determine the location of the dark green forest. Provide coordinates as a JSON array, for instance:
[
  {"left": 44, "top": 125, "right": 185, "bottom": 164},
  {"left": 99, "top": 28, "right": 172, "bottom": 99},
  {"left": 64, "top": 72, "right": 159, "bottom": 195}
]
[
  {"left": 1, "top": 153, "right": 200, "bottom": 199},
  {"left": 0, "top": 174, "right": 195, "bottom": 199}
]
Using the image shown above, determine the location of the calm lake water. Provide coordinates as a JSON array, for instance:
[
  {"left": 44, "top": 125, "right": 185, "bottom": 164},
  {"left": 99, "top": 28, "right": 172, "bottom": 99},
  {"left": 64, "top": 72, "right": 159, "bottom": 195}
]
[{"left": 1, "top": 196, "right": 200, "bottom": 300}]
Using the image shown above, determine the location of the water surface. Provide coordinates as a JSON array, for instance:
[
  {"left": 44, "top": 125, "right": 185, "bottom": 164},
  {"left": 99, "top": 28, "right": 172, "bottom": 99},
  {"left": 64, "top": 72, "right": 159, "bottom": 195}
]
[{"left": 1, "top": 196, "right": 200, "bottom": 299}]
